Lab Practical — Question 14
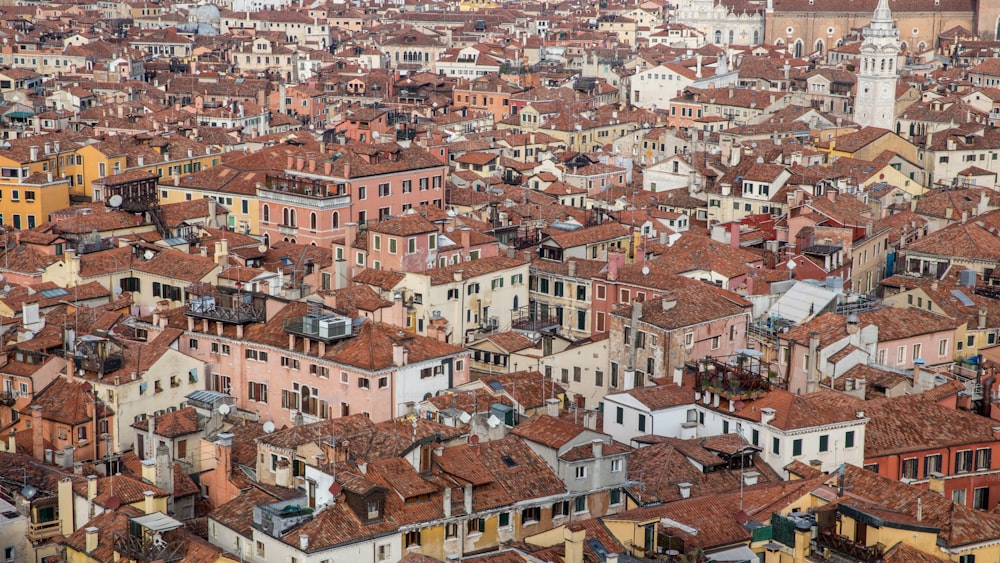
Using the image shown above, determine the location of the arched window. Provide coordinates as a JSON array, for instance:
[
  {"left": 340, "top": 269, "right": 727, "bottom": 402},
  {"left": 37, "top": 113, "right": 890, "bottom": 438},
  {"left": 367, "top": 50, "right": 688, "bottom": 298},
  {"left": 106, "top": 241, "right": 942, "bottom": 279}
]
[
  {"left": 753, "top": 30, "right": 759, "bottom": 44},
  {"left": 263, "top": 233, "right": 270, "bottom": 247},
  {"left": 815, "top": 39, "right": 824, "bottom": 55},
  {"left": 310, "top": 212, "right": 317, "bottom": 231},
  {"left": 714, "top": 30, "right": 722, "bottom": 44},
  {"left": 728, "top": 30, "right": 734, "bottom": 44},
  {"left": 996, "top": 17, "right": 1000, "bottom": 40},
  {"left": 880, "top": 59, "right": 886, "bottom": 72},
  {"left": 794, "top": 40, "right": 803, "bottom": 58},
  {"left": 332, "top": 211, "right": 340, "bottom": 228},
  {"left": 262, "top": 204, "right": 269, "bottom": 223},
  {"left": 900, "top": 41, "right": 908, "bottom": 52},
  {"left": 775, "top": 38, "right": 784, "bottom": 47},
  {"left": 282, "top": 207, "right": 289, "bottom": 226},
  {"left": 289, "top": 209, "right": 297, "bottom": 227}
]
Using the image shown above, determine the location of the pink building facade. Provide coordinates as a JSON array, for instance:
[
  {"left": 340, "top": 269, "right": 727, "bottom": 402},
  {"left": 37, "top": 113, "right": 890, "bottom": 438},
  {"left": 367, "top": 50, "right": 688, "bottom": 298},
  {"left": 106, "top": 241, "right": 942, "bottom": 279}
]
[{"left": 259, "top": 142, "right": 448, "bottom": 247}]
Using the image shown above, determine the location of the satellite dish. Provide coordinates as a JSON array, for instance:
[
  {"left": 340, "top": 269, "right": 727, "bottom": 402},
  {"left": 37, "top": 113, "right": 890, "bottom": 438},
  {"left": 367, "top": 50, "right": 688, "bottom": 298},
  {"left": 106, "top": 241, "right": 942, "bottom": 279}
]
[
  {"left": 114, "top": 287, "right": 123, "bottom": 296},
  {"left": 487, "top": 415, "right": 501, "bottom": 428},
  {"left": 372, "top": 131, "right": 380, "bottom": 139},
  {"left": 459, "top": 412, "right": 472, "bottom": 424},
  {"left": 469, "top": 434, "right": 480, "bottom": 444},
  {"left": 217, "top": 403, "right": 231, "bottom": 416},
  {"left": 258, "top": 244, "right": 267, "bottom": 253},
  {"left": 143, "top": 250, "right": 154, "bottom": 260},
  {"left": 108, "top": 194, "right": 123, "bottom": 208},
  {"left": 262, "top": 421, "right": 276, "bottom": 433},
  {"left": 641, "top": 266, "right": 650, "bottom": 276},
  {"left": 755, "top": 156, "right": 764, "bottom": 164},
  {"left": 787, "top": 260, "right": 797, "bottom": 270}
]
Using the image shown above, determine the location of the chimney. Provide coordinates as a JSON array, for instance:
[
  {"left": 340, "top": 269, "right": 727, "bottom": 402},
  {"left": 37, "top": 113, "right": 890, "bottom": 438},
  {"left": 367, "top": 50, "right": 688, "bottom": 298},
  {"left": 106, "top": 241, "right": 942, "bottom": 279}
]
[
  {"left": 807, "top": 331, "right": 820, "bottom": 393},
  {"left": 979, "top": 307, "right": 988, "bottom": 330},
  {"left": 6, "top": 429, "right": 13, "bottom": 453},
  {"left": 661, "top": 293, "right": 677, "bottom": 311},
  {"left": 87, "top": 473, "right": 98, "bottom": 502},
  {"left": 678, "top": 482, "right": 692, "bottom": 499},
  {"left": 58, "top": 477, "right": 74, "bottom": 535},
  {"left": 463, "top": 483, "right": 473, "bottom": 515},
  {"left": 916, "top": 497, "right": 923, "bottom": 523},
  {"left": 144, "top": 491, "right": 156, "bottom": 515},
  {"left": 31, "top": 405, "right": 43, "bottom": 461},
  {"left": 546, "top": 397, "right": 560, "bottom": 417},
  {"left": 591, "top": 439, "right": 603, "bottom": 458},
  {"left": 215, "top": 433, "right": 233, "bottom": 488},
  {"left": 300, "top": 534, "right": 309, "bottom": 551},
  {"left": 443, "top": 487, "right": 452, "bottom": 518},
  {"left": 568, "top": 260, "right": 577, "bottom": 278},
  {"left": 672, "top": 365, "right": 683, "bottom": 386},
  {"left": 85, "top": 527, "right": 99, "bottom": 553},
  {"left": 392, "top": 342, "right": 408, "bottom": 366},
  {"left": 563, "top": 524, "right": 586, "bottom": 563},
  {"left": 156, "top": 441, "right": 173, "bottom": 495},
  {"left": 460, "top": 227, "right": 471, "bottom": 249},
  {"left": 742, "top": 471, "right": 760, "bottom": 486},
  {"left": 760, "top": 407, "right": 776, "bottom": 425}
]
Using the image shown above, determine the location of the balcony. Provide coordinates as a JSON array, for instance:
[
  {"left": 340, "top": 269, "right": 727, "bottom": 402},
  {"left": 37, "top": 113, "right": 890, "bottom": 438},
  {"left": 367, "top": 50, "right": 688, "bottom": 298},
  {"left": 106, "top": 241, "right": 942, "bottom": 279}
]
[
  {"left": 27, "top": 520, "right": 61, "bottom": 541},
  {"left": 186, "top": 285, "right": 266, "bottom": 325},
  {"left": 816, "top": 529, "right": 883, "bottom": 563},
  {"left": 278, "top": 224, "right": 298, "bottom": 236}
]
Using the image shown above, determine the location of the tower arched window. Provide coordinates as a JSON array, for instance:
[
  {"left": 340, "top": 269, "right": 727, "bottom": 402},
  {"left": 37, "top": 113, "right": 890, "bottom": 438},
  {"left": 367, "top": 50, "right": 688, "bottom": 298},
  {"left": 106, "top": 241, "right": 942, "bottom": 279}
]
[
  {"left": 310, "top": 212, "right": 317, "bottom": 231},
  {"left": 332, "top": 211, "right": 340, "bottom": 228},
  {"left": 714, "top": 30, "right": 722, "bottom": 43},
  {"left": 262, "top": 204, "right": 269, "bottom": 223}
]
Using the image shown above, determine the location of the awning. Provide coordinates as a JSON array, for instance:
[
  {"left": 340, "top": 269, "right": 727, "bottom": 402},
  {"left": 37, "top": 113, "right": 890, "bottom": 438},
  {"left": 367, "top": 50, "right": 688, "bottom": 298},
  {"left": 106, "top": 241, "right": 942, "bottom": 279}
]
[
  {"left": 131, "top": 512, "right": 183, "bottom": 532},
  {"left": 706, "top": 544, "right": 757, "bottom": 562},
  {"left": 5, "top": 111, "right": 32, "bottom": 119}
]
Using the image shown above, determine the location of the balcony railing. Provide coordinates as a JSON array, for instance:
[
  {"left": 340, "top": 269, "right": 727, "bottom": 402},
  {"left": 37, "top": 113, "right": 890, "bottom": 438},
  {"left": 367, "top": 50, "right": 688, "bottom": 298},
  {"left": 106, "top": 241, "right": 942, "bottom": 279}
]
[
  {"left": 278, "top": 224, "right": 298, "bottom": 236},
  {"left": 27, "top": 520, "right": 61, "bottom": 541},
  {"left": 816, "top": 529, "right": 882, "bottom": 563}
]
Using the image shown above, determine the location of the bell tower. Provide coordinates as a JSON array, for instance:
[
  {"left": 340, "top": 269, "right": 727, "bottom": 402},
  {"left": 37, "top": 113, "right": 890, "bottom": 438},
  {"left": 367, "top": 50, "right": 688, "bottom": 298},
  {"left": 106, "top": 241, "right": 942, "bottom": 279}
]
[{"left": 852, "top": 0, "right": 899, "bottom": 130}]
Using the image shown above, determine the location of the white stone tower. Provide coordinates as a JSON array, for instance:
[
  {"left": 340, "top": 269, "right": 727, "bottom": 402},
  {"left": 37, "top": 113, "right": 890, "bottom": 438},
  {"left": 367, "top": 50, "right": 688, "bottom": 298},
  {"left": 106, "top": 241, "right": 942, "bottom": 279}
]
[{"left": 852, "top": 0, "right": 899, "bottom": 130}]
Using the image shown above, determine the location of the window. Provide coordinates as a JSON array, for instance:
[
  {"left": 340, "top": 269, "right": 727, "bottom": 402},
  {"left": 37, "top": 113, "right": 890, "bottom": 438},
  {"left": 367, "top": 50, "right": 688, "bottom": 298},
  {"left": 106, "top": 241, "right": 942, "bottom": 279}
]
[
  {"left": 611, "top": 458, "right": 622, "bottom": 472},
  {"left": 445, "top": 523, "right": 458, "bottom": 538},
  {"left": 751, "top": 429, "right": 759, "bottom": 446},
  {"left": 956, "top": 450, "right": 973, "bottom": 473},
  {"left": 845, "top": 431, "right": 855, "bottom": 448},
  {"left": 924, "top": 454, "right": 942, "bottom": 477},
  {"left": 574, "top": 496, "right": 587, "bottom": 513},
  {"left": 901, "top": 458, "right": 918, "bottom": 479},
  {"left": 521, "top": 506, "right": 541, "bottom": 523},
  {"left": 245, "top": 349, "right": 269, "bottom": 362},
  {"left": 575, "top": 466, "right": 587, "bottom": 479},
  {"left": 358, "top": 377, "right": 370, "bottom": 389},
  {"left": 281, "top": 356, "right": 300, "bottom": 370},
  {"left": 189, "top": 338, "right": 198, "bottom": 350},
  {"left": 407, "top": 238, "right": 416, "bottom": 254},
  {"left": 377, "top": 544, "right": 391, "bottom": 561},
  {"left": 953, "top": 488, "right": 967, "bottom": 505},
  {"left": 404, "top": 530, "right": 421, "bottom": 547},
  {"left": 499, "top": 512, "right": 511, "bottom": 528},
  {"left": 819, "top": 434, "right": 829, "bottom": 452},
  {"left": 248, "top": 382, "right": 268, "bottom": 403},
  {"left": 256, "top": 541, "right": 265, "bottom": 557},
  {"left": 974, "top": 488, "right": 990, "bottom": 511},
  {"left": 596, "top": 285, "right": 606, "bottom": 300},
  {"left": 467, "top": 518, "right": 485, "bottom": 534},
  {"left": 637, "top": 414, "right": 646, "bottom": 432},
  {"left": 939, "top": 339, "right": 949, "bottom": 356},
  {"left": 976, "top": 448, "right": 992, "bottom": 471},
  {"left": 792, "top": 439, "right": 802, "bottom": 457},
  {"left": 77, "top": 426, "right": 87, "bottom": 441},
  {"left": 772, "top": 437, "right": 780, "bottom": 455},
  {"left": 615, "top": 406, "right": 623, "bottom": 424}
]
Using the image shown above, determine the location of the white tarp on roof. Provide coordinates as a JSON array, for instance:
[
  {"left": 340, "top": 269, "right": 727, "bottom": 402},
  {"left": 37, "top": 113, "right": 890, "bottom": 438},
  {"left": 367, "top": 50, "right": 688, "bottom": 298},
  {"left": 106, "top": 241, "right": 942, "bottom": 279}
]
[
  {"left": 131, "top": 512, "right": 183, "bottom": 532},
  {"left": 766, "top": 281, "right": 840, "bottom": 324},
  {"left": 706, "top": 544, "right": 757, "bottom": 562}
]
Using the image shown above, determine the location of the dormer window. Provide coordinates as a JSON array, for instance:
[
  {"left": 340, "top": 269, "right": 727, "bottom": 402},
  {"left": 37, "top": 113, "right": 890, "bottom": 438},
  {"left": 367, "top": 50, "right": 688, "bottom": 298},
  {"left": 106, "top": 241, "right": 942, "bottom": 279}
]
[{"left": 367, "top": 501, "right": 379, "bottom": 520}]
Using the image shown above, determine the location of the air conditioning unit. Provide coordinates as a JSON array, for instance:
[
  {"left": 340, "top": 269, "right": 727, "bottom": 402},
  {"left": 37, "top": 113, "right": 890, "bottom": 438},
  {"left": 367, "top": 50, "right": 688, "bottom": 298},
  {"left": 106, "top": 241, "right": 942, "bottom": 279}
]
[{"left": 319, "top": 317, "right": 351, "bottom": 339}]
